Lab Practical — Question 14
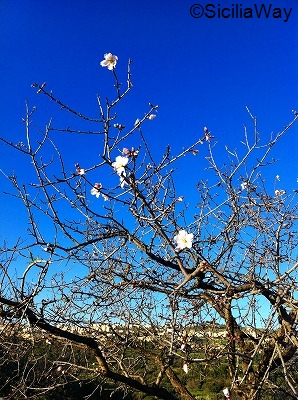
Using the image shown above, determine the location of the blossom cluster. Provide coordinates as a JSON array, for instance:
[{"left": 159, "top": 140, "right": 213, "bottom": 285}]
[
  {"left": 275, "top": 189, "right": 285, "bottom": 197},
  {"left": 112, "top": 155, "right": 129, "bottom": 188}
]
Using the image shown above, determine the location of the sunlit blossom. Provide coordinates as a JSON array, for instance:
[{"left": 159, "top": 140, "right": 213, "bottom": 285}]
[
  {"left": 182, "top": 361, "right": 188, "bottom": 374},
  {"left": 275, "top": 189, "right": 285, "bottom": 197},
  {"left": 223, "top": 388, "right": 230, "bottom": 399},
  {"left": 75, "top": 163, "right": 85, "bottom": 175},
  {"left": 102, "top": 193, "right": 109, "bottom": 201},
  {"left": 174, "top": 230, "right": 194, "bottom": 250},
  {"left": 241, "top": 182, "right": 248, "bottom": 190},
  {"left": 176, "top": 196, "right": 184, "bottom": 202},
  {"left": 91, "top": 183, "right": 102, "bottom": 198},
  {"left": 148, "top": 114, "right": 156, "bottom": 120},
  {"left": 100, "top": 53, "right": 118, "bottom": 70},
  {"left": 112, "top": 156, "right": 130, "bottom": 188},
  {"left": 112, "top": 156, "right": 129, "bottom": 175},
  {"left": 77, "top": 168, "right": 85, "bottom": 175}
]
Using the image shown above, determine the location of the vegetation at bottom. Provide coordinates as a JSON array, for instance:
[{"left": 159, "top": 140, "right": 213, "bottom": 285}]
[{"left": 0, "top": 329, "right": 296, "bottom": 399}]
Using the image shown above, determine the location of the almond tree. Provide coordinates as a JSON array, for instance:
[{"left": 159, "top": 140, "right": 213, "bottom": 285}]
[{"left": 0, "top": 54, "right": 297, "bottom": 400}]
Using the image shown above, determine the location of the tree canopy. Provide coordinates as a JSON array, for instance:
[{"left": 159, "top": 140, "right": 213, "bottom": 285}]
[{"left": 0, "top": 55, "right": 298, "bottom": 400}]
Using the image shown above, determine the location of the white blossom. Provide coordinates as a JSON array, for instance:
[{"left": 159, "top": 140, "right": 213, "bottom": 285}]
[
  {"left": 148, "top": 114, "right": 156, "bottom": 120},
  {"left": 182, "top": 361, "right": 188, "bottom": 374},
  {"left": 77, "top": 168, "right": 85, "bottom": 175},
  {"left": 91, "top": 183, "right": 102, "bottom": 198},
  {"left": 102, "top": 193, "right": 109, "bottom": 201},
  {"left": 112, "top": 156, "right": 129, "bottom": 188},
  {"left": 100, "top": 53, "right": 118, "bottom": 70},
  {"left": 174, "top": 230, "right": 194, "bottom": 250},
  {"left": 112, "top": 156, "right": 129, "bottom": 176},
  {"left": 275, "top": 189, "right": 285, "bottom": 197},
  {"left": 75, "top": 163, "right": 85, "bottom": 175},
  {"left": 223, "top": 388, "right": 230, "bottom": 398},
  {"left": 241, "top": 182, "right": 248, "bottom": 190}
]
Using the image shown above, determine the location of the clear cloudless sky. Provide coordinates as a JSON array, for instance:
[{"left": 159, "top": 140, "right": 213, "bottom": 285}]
[{"left": 0, "top": 0, "right": 297, "bottom": 242}]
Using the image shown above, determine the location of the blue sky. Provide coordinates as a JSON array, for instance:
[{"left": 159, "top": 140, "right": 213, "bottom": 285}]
[{"left": 0, "top": 0, "right": 297, "bottom": 241}]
